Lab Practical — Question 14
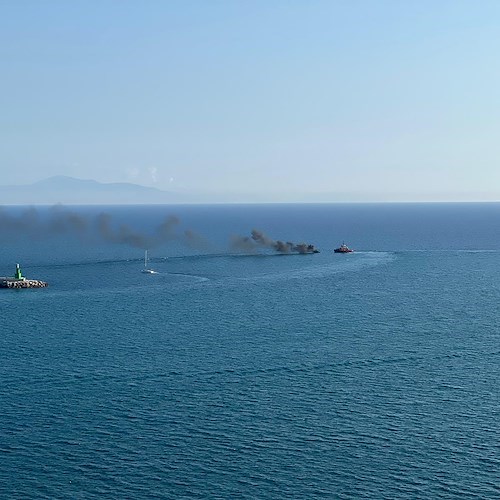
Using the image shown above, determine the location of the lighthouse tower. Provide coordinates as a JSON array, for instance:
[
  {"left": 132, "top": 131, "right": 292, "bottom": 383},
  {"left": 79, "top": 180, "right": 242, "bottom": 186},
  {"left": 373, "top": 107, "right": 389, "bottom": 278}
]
[{"left": 14, "top": 263, "right": 23, "bottom": 280}]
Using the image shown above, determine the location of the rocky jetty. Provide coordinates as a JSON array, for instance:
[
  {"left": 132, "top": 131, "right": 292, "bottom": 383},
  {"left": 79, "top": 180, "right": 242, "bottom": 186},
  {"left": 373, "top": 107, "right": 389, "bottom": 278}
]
[
  {"left": 0, "top": 263, "right": 48, "bottom": 289},
  {"left": 0, "top": 278, "right": 48, "bottom": 289}
]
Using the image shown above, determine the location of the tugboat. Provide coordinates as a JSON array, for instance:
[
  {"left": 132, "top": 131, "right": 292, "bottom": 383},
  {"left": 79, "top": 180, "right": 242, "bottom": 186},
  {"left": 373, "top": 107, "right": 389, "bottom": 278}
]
[{"left": 334, "top": 242, "right": 353, "bottom": 253}]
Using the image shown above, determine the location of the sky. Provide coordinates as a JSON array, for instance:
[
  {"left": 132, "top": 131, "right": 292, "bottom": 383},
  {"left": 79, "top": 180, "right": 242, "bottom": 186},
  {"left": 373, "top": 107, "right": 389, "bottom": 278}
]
[{"left": 2, "top": 0, "right": 500, "bottom": 202}]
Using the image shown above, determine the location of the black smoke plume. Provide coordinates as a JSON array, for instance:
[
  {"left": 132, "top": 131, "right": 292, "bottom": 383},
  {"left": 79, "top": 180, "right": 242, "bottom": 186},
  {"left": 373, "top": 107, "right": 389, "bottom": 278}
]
[
  {"left": 0, "top": 206, "right": 209, "bottom": 251},
  {"left": 231, "top": 229, "right": 319, "bottom": 254}
]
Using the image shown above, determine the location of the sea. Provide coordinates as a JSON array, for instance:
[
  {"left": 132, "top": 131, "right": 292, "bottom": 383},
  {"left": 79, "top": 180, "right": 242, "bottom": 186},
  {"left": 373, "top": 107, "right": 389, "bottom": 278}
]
[{"left": 0, "top": 203, "right": 499, "bottom": 499}]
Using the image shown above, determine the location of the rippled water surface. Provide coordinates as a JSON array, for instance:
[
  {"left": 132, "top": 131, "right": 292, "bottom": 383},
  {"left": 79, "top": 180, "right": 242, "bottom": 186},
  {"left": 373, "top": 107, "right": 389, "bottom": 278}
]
[{"left": 1, "top": 204, "right": 499, "bottom": 498}]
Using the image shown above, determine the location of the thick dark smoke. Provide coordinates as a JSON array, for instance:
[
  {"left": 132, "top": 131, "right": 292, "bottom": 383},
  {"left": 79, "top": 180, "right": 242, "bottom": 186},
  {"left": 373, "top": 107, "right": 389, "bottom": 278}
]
[
  {"left": 0, "top": 207, "right": 318, "bottom": 255},
  {"left": 95, "top": 213, "right": 211, "bottom": 250},
  {"left": 0, "top": 205, "right": 89, "bottom": 239},
  {"left": 0, "top": 206, "right": 209, "bottom": 251},
  {"left": 96, "top": 213, "right": 150, "bottom": 248},
  {"left": 231, "top": 229, "right": 319, "bottom": 254}
]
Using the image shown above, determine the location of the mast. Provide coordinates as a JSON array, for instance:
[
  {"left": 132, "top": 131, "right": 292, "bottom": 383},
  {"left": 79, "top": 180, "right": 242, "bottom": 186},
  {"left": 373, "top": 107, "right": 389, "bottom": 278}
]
[{"left": 144, "top": 250, "right": 148, "bottom": 268}]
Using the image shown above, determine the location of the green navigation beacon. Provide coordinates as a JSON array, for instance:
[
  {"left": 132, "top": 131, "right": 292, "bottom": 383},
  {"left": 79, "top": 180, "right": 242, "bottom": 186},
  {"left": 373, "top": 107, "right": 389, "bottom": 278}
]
[{"left": 14, "top": 263, "right": 23, "bottom": 280}]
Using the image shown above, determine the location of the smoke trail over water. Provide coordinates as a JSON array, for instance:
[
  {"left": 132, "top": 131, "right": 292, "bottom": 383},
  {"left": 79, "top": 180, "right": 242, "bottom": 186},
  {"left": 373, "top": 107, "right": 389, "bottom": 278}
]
[
  {"left": 0, "top": 207, "right": 318, "bottom": 256},
  {"left": 0, "top": 206, "right": 209, "bottom": 251},
  {"left": 231, "top": 229, "right": 319, "bottom": 254}
]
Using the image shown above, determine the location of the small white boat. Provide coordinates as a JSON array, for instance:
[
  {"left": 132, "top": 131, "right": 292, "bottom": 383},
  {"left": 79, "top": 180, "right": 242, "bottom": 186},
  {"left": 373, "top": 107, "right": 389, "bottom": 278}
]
[{"left": 141, "top": 250, "right": 158, "bottom": 274}]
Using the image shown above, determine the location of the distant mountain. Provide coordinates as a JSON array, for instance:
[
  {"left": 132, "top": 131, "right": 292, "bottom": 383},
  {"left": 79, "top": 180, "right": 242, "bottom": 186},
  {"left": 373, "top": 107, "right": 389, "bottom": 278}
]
[{"left": 0, "top": 176, "right": 187, "bottom": 205}]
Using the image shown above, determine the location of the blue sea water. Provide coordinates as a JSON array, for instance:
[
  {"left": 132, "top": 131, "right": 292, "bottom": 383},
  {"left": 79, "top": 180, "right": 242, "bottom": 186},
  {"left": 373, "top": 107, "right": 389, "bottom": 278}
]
[{"left": 0, "top": 203, "right": 499, "bottom": 499}]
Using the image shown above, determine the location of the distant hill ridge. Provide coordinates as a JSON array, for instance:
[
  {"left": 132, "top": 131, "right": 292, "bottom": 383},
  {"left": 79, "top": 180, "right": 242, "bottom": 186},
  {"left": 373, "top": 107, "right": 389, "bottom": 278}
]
[{"left": 0, "top": 175, "right": 183, "bottom": 205}]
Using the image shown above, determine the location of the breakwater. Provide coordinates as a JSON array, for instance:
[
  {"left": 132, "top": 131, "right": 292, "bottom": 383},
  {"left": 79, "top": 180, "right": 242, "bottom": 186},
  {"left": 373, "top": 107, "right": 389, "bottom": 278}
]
[{"left": 0, "top": 278, "right": 48, "bottom": 289}]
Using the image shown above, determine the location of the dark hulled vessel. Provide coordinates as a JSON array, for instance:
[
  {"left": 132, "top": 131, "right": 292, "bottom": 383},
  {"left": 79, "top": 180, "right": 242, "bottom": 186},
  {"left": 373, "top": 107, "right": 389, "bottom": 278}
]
[{"left": 334, "top": 243, "right": 353, "bottom": 253}]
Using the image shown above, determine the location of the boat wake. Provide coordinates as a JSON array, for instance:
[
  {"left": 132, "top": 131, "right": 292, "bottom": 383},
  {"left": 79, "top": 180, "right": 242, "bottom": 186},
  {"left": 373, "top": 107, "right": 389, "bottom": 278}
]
[{"left": 234, "top": 251, "right": 395, "bottom": 283}]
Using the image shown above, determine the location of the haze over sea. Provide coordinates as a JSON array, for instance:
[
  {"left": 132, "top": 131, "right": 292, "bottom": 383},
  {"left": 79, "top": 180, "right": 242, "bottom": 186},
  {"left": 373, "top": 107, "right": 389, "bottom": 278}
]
[{"left": 1, "top": 203, "right": 499, "bottom": 499}]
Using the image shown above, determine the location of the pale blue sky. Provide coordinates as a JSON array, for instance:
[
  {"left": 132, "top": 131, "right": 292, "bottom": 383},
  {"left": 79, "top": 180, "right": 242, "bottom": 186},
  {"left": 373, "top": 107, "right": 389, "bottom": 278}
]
[{"left": 2, "top": 0, "right": 500, "bottom": 201}]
